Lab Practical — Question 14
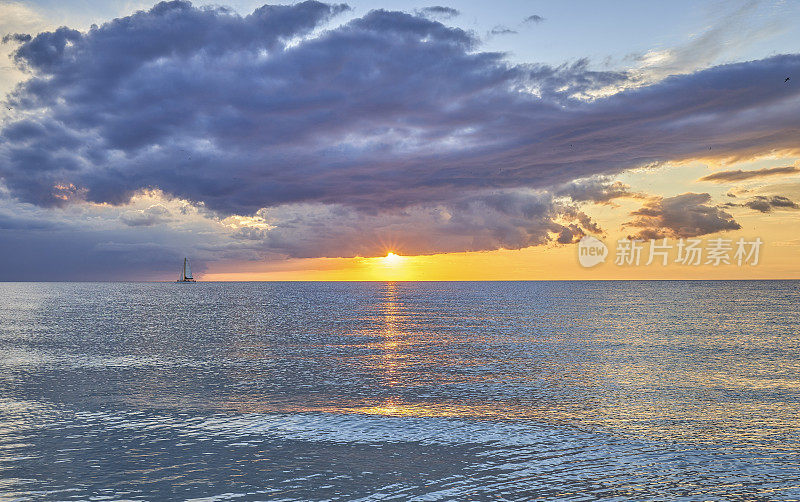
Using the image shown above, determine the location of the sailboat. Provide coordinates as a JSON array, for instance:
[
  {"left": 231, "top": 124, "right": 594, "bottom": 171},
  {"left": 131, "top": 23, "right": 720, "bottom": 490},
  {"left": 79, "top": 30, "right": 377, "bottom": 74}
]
[{"left": 176, "top": 257, "right": 196, "bottom": 282}]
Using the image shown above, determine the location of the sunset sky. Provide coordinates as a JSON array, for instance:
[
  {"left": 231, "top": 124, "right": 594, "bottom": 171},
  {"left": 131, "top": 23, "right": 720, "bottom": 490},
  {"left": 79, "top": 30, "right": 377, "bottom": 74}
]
[{"left": 0, "top": 0, "right": 799, "bottom": 280}]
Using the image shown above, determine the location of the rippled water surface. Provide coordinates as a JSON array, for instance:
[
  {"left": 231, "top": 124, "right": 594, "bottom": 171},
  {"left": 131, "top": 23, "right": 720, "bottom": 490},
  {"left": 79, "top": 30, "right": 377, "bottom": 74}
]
[{"left": 1, "top": 281, "right": 800, "bottom": 501}]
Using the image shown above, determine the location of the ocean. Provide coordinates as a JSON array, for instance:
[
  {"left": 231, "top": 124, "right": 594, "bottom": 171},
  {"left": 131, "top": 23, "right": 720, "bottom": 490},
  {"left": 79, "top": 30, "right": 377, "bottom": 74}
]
[{"left": 1, "top": 281, "right": 799, "bottom": 501}]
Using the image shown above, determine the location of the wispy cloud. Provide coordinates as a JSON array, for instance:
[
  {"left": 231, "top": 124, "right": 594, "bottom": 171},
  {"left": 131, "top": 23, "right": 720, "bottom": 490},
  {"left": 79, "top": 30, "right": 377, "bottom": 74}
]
[
  {"left": 489, "top": 25, "right": 517, "bottom": 35},
  {"left": 698, "top": 165, "right": 799, "bottom": 183},
  {"left": 590, "top": 0, "right": 789, "bottom": 98},
  {"left": 417, "top": 6, "right": 460, "bottom": 19}
]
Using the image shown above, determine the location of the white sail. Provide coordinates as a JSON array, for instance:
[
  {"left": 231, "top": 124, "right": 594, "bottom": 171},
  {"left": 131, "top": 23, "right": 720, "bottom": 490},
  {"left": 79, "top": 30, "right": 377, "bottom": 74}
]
[{"left": 177, "top": 257, "right": 195, "bottom": 282}]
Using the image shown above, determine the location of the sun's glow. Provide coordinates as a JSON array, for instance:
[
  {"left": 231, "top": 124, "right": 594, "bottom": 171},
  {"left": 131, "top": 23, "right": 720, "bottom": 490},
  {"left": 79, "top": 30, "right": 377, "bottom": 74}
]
[{"left": 383, "top": 252, "right": 402, "bottom": 266}]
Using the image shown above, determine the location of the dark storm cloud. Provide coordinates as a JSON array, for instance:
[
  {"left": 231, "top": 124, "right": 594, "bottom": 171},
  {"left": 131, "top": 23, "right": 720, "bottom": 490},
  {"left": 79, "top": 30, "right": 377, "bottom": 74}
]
[
  {"left": 417, "top": 6, "right": 460, "bottom": 18},
  {"left": 0, "top": 203, "right": 179, "bottom": 280},
  {"left": 2, "top": 1, "right": 800, "bottom": 219},
  {"left": 0, "top": 194, "right": 271, "bottom": 280},
  {"left": 524, "top": 14, "right": 544, "bottom": 23},
  {"left": 0, "top": 229, "right": 184, "bottom": 281},
  {"left": 698, "top": 165, "right": 800, "bottom": 182},
  {"left": 625, "top": 193, "right": 741, "bottom": 240}
]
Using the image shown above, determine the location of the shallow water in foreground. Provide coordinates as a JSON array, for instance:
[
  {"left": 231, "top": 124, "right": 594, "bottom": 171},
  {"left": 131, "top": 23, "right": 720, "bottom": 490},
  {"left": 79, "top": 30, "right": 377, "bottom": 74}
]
[{"left": 1, "top": 281, "right": 799, "bottom": 501}]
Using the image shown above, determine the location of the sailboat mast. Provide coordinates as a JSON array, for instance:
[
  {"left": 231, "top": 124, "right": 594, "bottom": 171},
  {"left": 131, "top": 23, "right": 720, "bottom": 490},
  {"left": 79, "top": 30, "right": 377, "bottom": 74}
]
[{"left": 177, "top": 257, "right": 195, "bottom": 282}]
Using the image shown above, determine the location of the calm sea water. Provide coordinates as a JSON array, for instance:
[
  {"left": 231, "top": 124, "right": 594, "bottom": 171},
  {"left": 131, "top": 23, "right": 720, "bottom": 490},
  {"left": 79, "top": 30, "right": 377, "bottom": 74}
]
[{"left": 1, "top": 281, "right": 800, "bottom": 501}]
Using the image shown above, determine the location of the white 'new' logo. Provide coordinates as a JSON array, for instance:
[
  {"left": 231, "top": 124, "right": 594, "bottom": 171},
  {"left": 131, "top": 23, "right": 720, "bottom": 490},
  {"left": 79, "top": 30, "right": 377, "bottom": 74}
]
[{"left": 578, "top": 236, "right": 608, "bottom": 268}]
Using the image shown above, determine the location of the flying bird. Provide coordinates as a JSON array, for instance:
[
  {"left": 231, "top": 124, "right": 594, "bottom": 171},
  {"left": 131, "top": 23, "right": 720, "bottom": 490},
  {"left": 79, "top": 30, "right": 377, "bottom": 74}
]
[{"left": 786, "top": 77, "right": 791, "bottom": 83}]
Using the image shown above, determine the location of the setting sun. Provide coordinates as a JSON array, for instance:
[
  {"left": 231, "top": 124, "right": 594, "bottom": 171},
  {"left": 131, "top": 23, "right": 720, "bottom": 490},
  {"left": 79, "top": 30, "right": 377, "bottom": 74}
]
[{"left": 383, "top": 252, "right": 402, "bottom": 266}]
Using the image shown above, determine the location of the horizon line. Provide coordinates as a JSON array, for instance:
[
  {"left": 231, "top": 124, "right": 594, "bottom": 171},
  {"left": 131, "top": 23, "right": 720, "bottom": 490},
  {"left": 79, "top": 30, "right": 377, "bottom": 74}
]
[{"left": 1, "top": 278, "right": 799, "bottom": 283}]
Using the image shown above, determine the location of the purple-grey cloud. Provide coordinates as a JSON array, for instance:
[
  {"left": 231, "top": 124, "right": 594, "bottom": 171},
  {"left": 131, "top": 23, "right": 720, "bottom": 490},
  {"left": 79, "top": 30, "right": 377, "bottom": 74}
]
[
  {"left": 236, "top": 190, "right": 599, "bottom": 258},
  {"left": 0, "top": 1, "right": 799, "bottom": 269},
  {"left": 555, "top": 176, "right": 643, "bottom": 203},
  {"left": 0, "top": 210, "right": 55, "bottom": 230},
  {"left": 740, "top": 195, "right": 799, "bottom": 212},
  {"left": 2, "top": 1, "right": 799, "bottom": 219},
  {"left": 625, "top": 193, "right": 741, "bottom": 240},
  {"left": 1, "top": 33, "right": 31, "bottom": 44},
  {"left": 0, "top": 206, "right": 186, "bottom": 280}
]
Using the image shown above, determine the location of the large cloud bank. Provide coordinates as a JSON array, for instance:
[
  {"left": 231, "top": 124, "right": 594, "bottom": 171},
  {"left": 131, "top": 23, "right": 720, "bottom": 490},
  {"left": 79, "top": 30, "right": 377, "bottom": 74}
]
[{"left": 1, "top": 1, "right": 799, "bottom": 276}]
